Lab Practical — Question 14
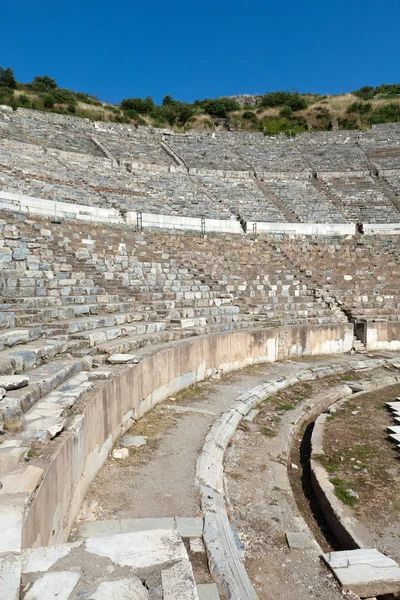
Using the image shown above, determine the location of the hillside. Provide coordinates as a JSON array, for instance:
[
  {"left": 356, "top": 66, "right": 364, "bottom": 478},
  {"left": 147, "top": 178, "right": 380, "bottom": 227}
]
[{"left": 1, "top": 67, "right": 400, "bottom": 135}]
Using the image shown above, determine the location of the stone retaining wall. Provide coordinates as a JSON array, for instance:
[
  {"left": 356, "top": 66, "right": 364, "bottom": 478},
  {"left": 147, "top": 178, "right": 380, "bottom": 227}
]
[
  {"left": 21, "top": 323, "right": 353, "bottom": 549},
  {"left": 365, "top": 321, "right": 400, "bottom": 351}
]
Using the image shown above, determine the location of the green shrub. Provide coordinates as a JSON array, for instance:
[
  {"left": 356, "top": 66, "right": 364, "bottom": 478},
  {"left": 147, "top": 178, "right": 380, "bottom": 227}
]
[
  {"left": 338, "top": 117, "right": 358, "bottom": 130},
  {"left": 43, "top": 94, "right": 55, "bottom": 109},
  {"left": 242, "top": 110, "right": 258, "bottom": 123},
  {"left": 279, "top": 105, "right": 293, "bottom": 117},
  {"left": 260, "top": 116, "right": 308, "bottom": 136},
  {"left": 0, "top": 67, "right": 17, "bottom": 89},
  {"left": 29, "top": 74, "right": 57, "bottom": 92},
  {"left": 120, "top": 96, "right": 154, "bottom": 114},
  {"left": 347, "top": 101, "right": 372, "bottom": 114},
  {"left": 200, "top": 97, "right": 240, "bottom": 118},
  {"left": 52, "top": 88, "right": 76, "bottom": 105},
  {"left": 261, "top": 90, "right": 307, "bottom": 111},
  {"left": 369, "top": 103, "right": 400, "bottom": 124}
]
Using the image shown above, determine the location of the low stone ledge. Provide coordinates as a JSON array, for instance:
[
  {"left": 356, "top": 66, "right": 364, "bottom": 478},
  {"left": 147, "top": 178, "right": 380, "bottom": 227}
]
[{"left": 310, "top": 380, "right": 400, "bottom": 550}]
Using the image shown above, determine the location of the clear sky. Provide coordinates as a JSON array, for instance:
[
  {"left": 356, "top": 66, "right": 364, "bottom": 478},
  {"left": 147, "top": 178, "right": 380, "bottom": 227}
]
[{"left": 1, "top": 0, "right": 398, "bottom": 104}]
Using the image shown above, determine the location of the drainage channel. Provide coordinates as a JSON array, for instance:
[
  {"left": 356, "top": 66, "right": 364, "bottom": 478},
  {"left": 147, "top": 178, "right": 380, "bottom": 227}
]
[{"left": 289, "top": 416, "right": 399, "bottom": 600}]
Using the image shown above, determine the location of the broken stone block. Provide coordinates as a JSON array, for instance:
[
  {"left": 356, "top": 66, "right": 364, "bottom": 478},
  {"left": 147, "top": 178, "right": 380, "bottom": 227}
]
[
  {"left": 91, "top": 577, "right": 150, "bottom": 600},
  {"left": 322, "top": 549, "right": 400, "bottom": 597},
  {"left": 120, "top": 436, "right": 147, "bottom": 448},
  {"left": 108, "top": 353, "right": 141, "bottom": 365},
  {"left": 113, "top": 448, "right": 129, "bottom": 459},
  {"left": 0, "top": 388, "right": 5, "bottom": 400},
  {"left": 24, "top": 571, "right": 81, "bottom": 600},
  {"left": 0, "top": 375, "right": 29, "bottom": 391}
]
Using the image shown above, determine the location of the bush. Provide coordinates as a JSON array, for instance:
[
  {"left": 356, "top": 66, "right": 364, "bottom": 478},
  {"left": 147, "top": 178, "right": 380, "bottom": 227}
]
[
  {"left": 369, "top": 103, "right": 400, "bottom": 124},
  {"left": 242, "top": 110, "right": 258, "bottom": 123},
  {"left": 52, "top": 88, "right": 76, "bottom": 105},
  {"left": 120, "top": 96, "right": 154, "bottom": 114},
  {"left": 260, "top": 116, "right": 308, "bottom": 136},
  {"left": 17, "top": 94, "right": 31, "bottom": 107},
  {"left": 261, "top": 90, "right": 307, "bottom": 111},
  {"left": 29, "top": 75, "right": 57, "bottom": 92},
  {"left": 279, "top": 105, "right": 292, "bottom": 117},
  {"left": 353, "top": 85, "right": 374, "bottom": 100},
  {"left": 43, "top": 94, "right": 55, "bottom": 109},
  {"left": 347, "top": 101, "right": 372, "bottom": 114},
  {"left": 0, "top": 67, "right": 17, "bottom": 89},
  {"left": 200, "top": 97, "right": 240, "bottom": 118}
]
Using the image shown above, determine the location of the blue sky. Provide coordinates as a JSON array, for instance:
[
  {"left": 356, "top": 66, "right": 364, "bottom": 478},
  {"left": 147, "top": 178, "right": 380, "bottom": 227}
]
[{"left": 1, "top": 0, "right": 398, "bottom": 104}]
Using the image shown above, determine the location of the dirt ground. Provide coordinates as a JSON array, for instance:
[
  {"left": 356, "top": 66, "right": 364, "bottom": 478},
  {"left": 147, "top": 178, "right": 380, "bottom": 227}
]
[
  {"left": 72, "top": 362, "right": 295, "bottom": 525},
  {"left": 320, "top": 382, "right": 400, "bottom": 562},
  {"left": 224, "top": 374, "right": 348, "bottom": 600}
]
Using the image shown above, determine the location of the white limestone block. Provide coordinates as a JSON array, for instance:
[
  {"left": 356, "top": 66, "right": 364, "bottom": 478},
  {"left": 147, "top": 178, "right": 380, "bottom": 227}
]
[
  {"left": 107, "top": 353, "right": 141, "bottom": 364},
  {"left": 0, "top": 553, "right": 21, "bottom": 600},
  {"left": 24, "top": 571, "right": 81, "bottom": 600},
  {"left": 113, "top": 448, "right": 129, "bottom": 459},
  {"left": 90, "top": 577, "right": 150, "bottom": 600},
  {"left": 0, "top": 375, "right": 29, "bottom": 391},
  {"left": 22, "top": 542, "right": 82, "bottom": 573},
  {"left": 85, "top": 530, "right": 188, "bottom": 569}
]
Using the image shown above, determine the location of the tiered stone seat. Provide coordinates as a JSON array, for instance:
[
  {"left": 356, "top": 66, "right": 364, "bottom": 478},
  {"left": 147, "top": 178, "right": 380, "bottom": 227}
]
[
  {"left": 168, "top": 132, "right": 249, "bottom": 171},
  {"left": 296, "top": 132, "right": 368, "bottom": 173},
  {"left": 322, "top": 174, "right": 400, "bottom": 222},
  {"left": 0, "top": 107, "right": 102, "bottom": 156},
  {"left": 278, "top": 234, "right": 400, "bottom": 321},
  {"left": 264, "top": 179, "right": 347, "bottom": 222},
  {"left": 94, "top": 125, "right": 175, "bottom": 166}
]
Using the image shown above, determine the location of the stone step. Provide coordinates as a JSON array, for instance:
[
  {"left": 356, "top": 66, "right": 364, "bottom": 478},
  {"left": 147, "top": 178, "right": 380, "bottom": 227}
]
[
  {"left": 0, "top": 338, "right": 71, "bottom": 373},
  {"left": 0, "top": 325, "right": 44, "bottom": 351},
  {"left": 23, "top": 371, "right": 93, "bottom": 440},
  {"left": 44, "top": 311, "right": 150, "bottom": 335},
  {"left": 71, "top": 321, "right": 167, "bottom": 348},
  {"left": 96, "top": 329, "right": 176, "bottom": 355},
  {"left": 12, "top": 303, "right": 157, "bottom": 326},
  {"left": 0, "top": 358, "right": 83, "bottom": 421}
]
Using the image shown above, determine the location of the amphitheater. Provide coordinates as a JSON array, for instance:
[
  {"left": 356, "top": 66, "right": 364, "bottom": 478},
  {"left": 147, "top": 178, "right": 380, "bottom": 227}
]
[{"left": 2, "top": 105, "right": 400, "bottom": 599}]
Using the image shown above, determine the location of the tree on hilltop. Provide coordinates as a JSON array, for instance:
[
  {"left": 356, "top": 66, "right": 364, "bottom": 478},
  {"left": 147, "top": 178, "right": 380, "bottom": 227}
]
[
  {"left": 0, "top": 67, "right": 17, "bottom": 89},
  {"left": 29, "top": 75, "right": 58, "bottom": 91}
]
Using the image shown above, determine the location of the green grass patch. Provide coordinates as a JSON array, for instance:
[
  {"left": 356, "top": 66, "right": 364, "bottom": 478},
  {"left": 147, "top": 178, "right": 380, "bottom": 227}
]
[{"left": 330, "top": 477, "right": 358, "bottom": 506}]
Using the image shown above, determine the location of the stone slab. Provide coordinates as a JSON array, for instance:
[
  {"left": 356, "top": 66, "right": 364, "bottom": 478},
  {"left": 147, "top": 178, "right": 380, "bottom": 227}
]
[
  {"left": 197, "top": 584, "right": 220, "bottom": 600},
  {"left": 0, "top": 466, "right": 43, "bottom": 496},
  {"left": 85, "top": 529, "right": 188, "bottom": 569},
  {"left": 285, "top": 531, "right": 316, "bottom": 549},
  {"left": 107, "top": 353, "right": 141, "bottom": 364},
  {"left": 22, "top": 542, "right": 82, "bottom": 573},
  {"left": 0, "top": 554, "right": 21, "bottom": 600},
  {"left": 322, "top": 549, "right": 400, "bottom": 596},
  {"left": 24, "top": 570, "right": 81, "bottom": 600},
  {"left": 121, "top": 517, "right": 175, "bottom": 534},
  {"left": 75, "top": 520, "right": 121, "bottom": 539},
  {"left": 90, "top": 577, "right": 150, "bottom": 600},
  {"left": 120, "top": 435, "right": 147, "bottom": 448},
  {"left": 0, "top": 375, "right": 29, "bottom": 391},
  {"left": 243, "top": 409, "right": 259, "bottom": 422},
  {"left": 176, "top": 517, "right": 204, "bottom": 538},
  {"left": 190, "top": 537, "right": 205, "bottom": 553},
  {"left": 161, "top": 560, "right": 199, "bottom": 600}
]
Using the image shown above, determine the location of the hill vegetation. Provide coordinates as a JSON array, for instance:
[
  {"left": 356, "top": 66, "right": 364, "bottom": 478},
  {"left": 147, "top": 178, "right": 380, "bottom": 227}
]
[{"left": 1, "top": 67, "right": 400, "bottom": 136}]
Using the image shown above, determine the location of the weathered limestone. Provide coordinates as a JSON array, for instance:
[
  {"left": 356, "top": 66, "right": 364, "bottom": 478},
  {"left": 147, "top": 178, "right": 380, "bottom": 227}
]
[{"left": 322, "top": 549, "right": 400, "bottom": 597}]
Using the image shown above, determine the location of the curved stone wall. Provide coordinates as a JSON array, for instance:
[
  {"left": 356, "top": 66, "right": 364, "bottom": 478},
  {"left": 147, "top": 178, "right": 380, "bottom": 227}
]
[{"left": 21, "top": 323, "right": 352, "bottom": 550}]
